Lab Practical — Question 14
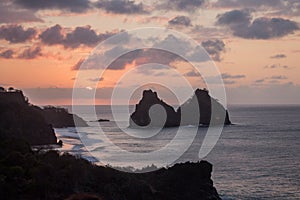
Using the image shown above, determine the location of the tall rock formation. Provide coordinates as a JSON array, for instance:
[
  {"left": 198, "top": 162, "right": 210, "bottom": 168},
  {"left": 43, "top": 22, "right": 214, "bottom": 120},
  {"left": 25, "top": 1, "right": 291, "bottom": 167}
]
[
  {"left": 0, "top": 89, "right": 57, "bottom": 145},
  {"left": 130, "top": 89, "right": 231, "bottom": 128}
]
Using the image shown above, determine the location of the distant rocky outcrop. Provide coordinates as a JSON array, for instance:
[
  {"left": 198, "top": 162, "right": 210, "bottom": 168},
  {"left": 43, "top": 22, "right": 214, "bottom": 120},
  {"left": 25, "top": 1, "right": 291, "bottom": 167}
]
[
  {"left": 130, "top": 90, "right": 180, "bottom": 128},
  {"left": 0, "top": 89, "right": 57, "bottom": 145},
  {"left": 179, "top": 89, "right": 231, "bottom": 126},
  {"left": 130, "top": 89, "right": 231, "bottom": 128},
  {"left": 41, "top": 106, "right": 88, "bottom": 128}
]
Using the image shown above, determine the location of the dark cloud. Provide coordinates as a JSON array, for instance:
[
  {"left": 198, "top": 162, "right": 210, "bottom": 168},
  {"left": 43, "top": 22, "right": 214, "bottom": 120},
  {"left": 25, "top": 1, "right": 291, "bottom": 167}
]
[
  {"left": 237, "top": 18, "right": 299, "bottom": 39},
  {"left": 214, "top": 0, "right": 284, "bottom": 9},
  {"left": 39, "top": 25, "right": 64, "bottom": 45},
  {"left": 73, "top": 34, "right": 224, "bottom": 71},
  {"left": 13, "top": 0, "right": 149, "bottom": 15},
  {"left": 73, "top": 47, "right": 181, "bottom": 71},
  {"left": 0, "top": 25, "right": 37, "bottom": 43},
  {"left": 222, "top": 73, "right": 246, "bottom": 79},
  {"left": 18, "top": 46, "right": 42, "bottom": 59},
  {"left": 184, "top": 70, "right": 199, "bottom": 77},
  {"left": 255, "top": 79, "right": 265, "bottom": 83},
  {"left": 264, "top": 64, "right": 289, "bottom": 69},
  {"left": 0, "top": 2, "right": 43, "bottom": 23},
  {"left": 270, "top": 54, "right": 286, "bottom": 59},
  {"left": 154, "top": 34, "right": 211, "bottom": 62},
  {"left": 270, "top": 75, "right": 287, "bottom": 80},
  {"left": 204, "top": 73, "right": 245, "bottom": 85},
  {"left": 107, "top": 48, "right": 178, "bottom": 71},
  {"left": 154, "top": 72, "right": 168, "bottom": 76},
  {"left": 168, "top": 16, "right": 192, "bottom": 27},
  {"left": 0, "top": 49, "right": 14, "bottom": 59},
  {"left": 159, "top": 0, "right": 205, "bottom": 11},
  {"left": 135, "top": 64, "right": 170, "bottom": 75},
  {"left": 273, "top": 0, "right": 300, "bottom": 16},
  {"left": 254, "top": 75, "right": 288, "bottom": 84},
  {"left": 201, "top": 39, "right": 226, "bottom": 61},
  {"left": 224, "top": 80, "right": 236, "bottom": 85},
  {"left": 216, "top": 10, "right": 299, "bottom": 39},
  {"left": 14, "top": 0, "right": 91, "bottom": 13},
  {"left": 214, "top": 0, "right": 300, "bottom": 17},
  {"left": 104, "top": 47, "right": 141, "bottom": 70},
  {"left": 95, "top": 0, "right": 146, "bottom": 14},
  {"left": 64, "top": 26, "right": 102, "bottom": 48},
  {"left": 39, "top": 25, "right": 116, "bottom": 49},
  {"left": 71, "top": 58, "right": 85, "bottom": 70},
  {"left": 88, "top": 77, "right": 104, "bottom": 82},
  {"left": 216, "top": 9, "right": 251, "bottom": 26},
  {"left": 154, "top": 34, "right": 192, "bottom": 56},
  {"left": 70, "top": 46, "right": 135, "bottom": 71},
  {"left": 134, "top": 48, "right": 179, "bottom": 66}
]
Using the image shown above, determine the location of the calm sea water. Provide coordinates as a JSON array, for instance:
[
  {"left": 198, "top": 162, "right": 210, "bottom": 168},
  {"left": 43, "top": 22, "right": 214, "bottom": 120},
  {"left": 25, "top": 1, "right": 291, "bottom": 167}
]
[{"left": 55, "top": 105, "right": 300, "bottom": 200}]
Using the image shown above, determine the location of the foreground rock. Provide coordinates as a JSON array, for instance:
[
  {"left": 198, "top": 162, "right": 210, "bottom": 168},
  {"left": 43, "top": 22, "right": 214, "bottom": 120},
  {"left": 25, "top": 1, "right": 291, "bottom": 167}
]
[
  {"left": 0, "top": 137, "right": 221, "bottom": 200},
  {"left": 130, "top": 89, "right": 231, "bottom": 128},
  {"left": 0, "top": 89, "right": 57, "bottom": 145},
  {"left": 0, "top": 88, "right": 87, "bottom": 145}
]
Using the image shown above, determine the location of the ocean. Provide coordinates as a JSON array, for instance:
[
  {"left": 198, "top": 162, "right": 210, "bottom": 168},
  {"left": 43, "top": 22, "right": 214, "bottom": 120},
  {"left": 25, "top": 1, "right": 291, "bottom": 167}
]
[{"left": 55, "top": 105, "right": 300, "bottom": 200}]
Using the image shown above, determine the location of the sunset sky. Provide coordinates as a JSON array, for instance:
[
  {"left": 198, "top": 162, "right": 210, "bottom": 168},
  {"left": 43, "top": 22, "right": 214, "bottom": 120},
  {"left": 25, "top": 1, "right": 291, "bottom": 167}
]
[{"left": 0, "top": 0, "right": 300, "bottom": 105}]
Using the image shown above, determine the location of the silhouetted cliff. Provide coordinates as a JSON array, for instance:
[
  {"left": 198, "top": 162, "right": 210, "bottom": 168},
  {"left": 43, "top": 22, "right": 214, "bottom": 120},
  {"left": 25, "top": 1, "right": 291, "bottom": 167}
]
[
  {"left": 130, "top": 90, "right": 180, "bottom": 128},
  {"left": 0, "top": 88, "right": 87, "bottom": 144},
  {"left": 40, "top": 106, "right": 88, "bottom": 128},
  {"left": 179, "top": 89, "right": 231, "bottom": 126},
  {"left": 130, "top": 89, "right": 231, "bottom": 128},
  {"left": 0, "top": 89, "right": 57, "bottom": 145},
  {"left": 0, "top": 137, "right": 221, "bottom": 200}
]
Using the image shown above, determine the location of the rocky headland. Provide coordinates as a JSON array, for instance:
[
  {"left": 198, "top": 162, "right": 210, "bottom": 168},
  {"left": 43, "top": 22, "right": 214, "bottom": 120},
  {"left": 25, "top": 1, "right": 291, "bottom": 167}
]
[
  {"left": 40, "top": 106, "right": 88, "bottom": 128},
  {"left": 0, "top": 88, "right": 87, "bottom": 145},
  {"left": 0, "top": 89, "right": 58, "bottom": 145}
]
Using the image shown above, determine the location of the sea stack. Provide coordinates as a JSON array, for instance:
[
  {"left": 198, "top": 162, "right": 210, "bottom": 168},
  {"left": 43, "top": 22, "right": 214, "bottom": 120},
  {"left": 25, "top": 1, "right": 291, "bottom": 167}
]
[
  {"left": 130, "top": 90, "right": 180, "bottom": 128},
  {"left": 130, "top": 89, "right": 231, "bottom": 128}
]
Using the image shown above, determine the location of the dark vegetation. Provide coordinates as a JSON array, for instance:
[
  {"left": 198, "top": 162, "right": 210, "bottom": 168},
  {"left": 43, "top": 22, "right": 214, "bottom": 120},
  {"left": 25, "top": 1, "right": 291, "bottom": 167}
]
[
  {"left": 41, "top": 106, "right": 88, "bottom": 128},
  {"left": 0, "top": 89, "right": 57, "bottom": 145},
  {"left": 0, "top": 137, "right": 221, "bottom": 200},
  {"left": 0, "top": 88, "right": 87, "bottom": 145}
]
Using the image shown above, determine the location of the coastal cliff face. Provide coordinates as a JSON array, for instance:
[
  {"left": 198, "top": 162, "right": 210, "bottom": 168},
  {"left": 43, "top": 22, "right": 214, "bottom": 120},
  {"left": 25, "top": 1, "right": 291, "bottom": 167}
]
[
  {"left": 0, "top": 88, "right": 87, "bottom": 145},
  {"left": 0, "top": 90, "right": 57, "bottom": 145},
  {"left": 0, "top": 136, "right": 221, "bottom": 200},
  {"left": 130, "top": 89, "right": 231, "bottom": 128}
]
